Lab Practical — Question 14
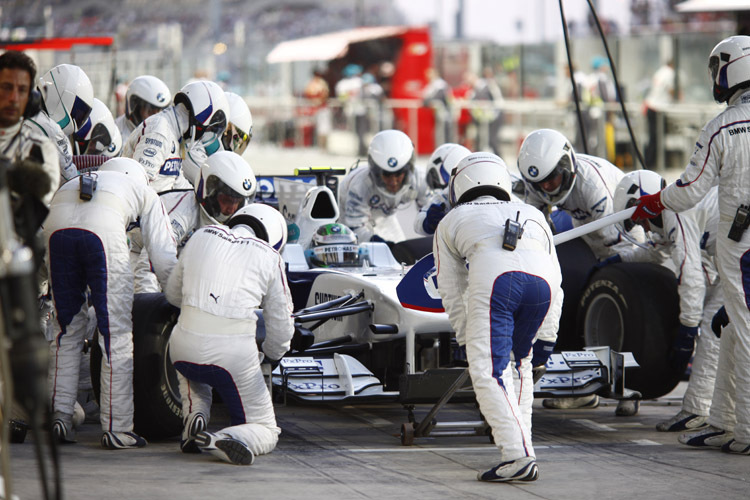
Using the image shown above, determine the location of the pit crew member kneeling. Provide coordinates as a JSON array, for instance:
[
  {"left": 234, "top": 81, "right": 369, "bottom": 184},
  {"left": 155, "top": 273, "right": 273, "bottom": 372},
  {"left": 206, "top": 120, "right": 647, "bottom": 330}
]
[
  {"left": 165, "top": 204, "right": 294, "bottom": 465},
  {"left": 434, "top": 153, "right": 563, "bottom": 482}
]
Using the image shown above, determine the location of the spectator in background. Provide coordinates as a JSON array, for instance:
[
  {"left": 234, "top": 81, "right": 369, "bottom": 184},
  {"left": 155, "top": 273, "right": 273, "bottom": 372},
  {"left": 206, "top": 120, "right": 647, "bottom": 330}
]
[
  {"left": 423, "top": 68, "right": 453, "bottom": 145},
  {"left": 471, "top": 66, "right": 504, "bottom": 156},
  {"left": 644, "top": 60, "right": 677, "bottom": 170},
  {"left": 303, "top": 68, "right": 331, "bottom": 149},
  {"left": 452, "top": 71, "right": 477, "bottom": 150}
]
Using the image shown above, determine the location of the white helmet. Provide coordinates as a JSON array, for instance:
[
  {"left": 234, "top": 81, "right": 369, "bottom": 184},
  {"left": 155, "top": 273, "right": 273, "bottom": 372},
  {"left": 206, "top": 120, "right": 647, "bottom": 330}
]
[
  {"left": 173, "top": 80, "right": 229, "bottom": 145},
  {"left": 518, "top": 129, "right": 578, "bottom": 205},
  {"left": 227, "top": 204, "right": 288, "bottom": 251},
  {"left": 73, "top": 98, "right": 122, "bottom": 157},
  {"left": 221, "top": 91, "right": 253, "bottom": 155},
  {"left": 125, "top": 75, "right": 171, "bottom": 126},
  {"left": 367, "top": 129, "right": 415, "bottom": 197},
  {"left": 98, "top": 157, "right": 147, "bottom": 185},
  {"left": 448, "top": 152, "right": 512, "bottom": 206},
  {"left": 426, "top": 143, "right": 471, "bottom": 189},
  {"left": 37, "top": 64, "right": 94, "bottom": 135},
  {"left": 194, "top": 150, "right": 257, "bottom": 224},
  {"left": 708, "top": 35, "right": 750, "bottom": 103},
  {"left": 613, "top": 170, "right": 666, "bottom": 234}
]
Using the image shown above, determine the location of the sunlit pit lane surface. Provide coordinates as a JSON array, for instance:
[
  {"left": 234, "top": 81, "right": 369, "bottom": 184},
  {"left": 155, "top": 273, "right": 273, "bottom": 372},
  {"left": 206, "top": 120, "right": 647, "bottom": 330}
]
[{"left": 9, "top": 383, "right": 747, "bottom": 500}]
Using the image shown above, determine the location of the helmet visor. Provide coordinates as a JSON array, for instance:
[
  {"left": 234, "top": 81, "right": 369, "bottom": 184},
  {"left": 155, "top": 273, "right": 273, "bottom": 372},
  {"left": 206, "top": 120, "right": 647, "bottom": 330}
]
[
  {"left": 195, "top": 109, "right": 227, "bottom": 144},
  {"left": 709, "top": 55, "right": 721, "bottom": 84},
  {"left": 203, "top": 176, "right": 250, "bottom": 222},
  {"left": 310, "top": 244, "right": 360, "bottom": 267},
  {"left": 85, "top": 123, "right": 113, "bottom": 155},
  {"left": 529, "top": 154, "right": 573, "bottom": 197},
  {"left": 70, "top": 95, "right": 93, "bottom": 132},
  {"left": 221, "top": 124, "right": 251, "bottom": 155}
]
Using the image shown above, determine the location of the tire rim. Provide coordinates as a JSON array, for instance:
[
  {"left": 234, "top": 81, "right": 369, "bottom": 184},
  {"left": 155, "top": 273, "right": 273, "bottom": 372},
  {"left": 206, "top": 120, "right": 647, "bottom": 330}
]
[
  {"left": 584, "top": 294, "right": 625, "bottom": 350},
  {"left": 160, "top": 321, "right": 182, "bottom": 411}
]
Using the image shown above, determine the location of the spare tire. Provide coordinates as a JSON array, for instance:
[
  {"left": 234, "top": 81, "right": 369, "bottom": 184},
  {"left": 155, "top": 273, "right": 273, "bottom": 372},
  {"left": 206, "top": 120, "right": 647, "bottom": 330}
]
[
  {"left": 577, "top": 262, "right": 682, "bottom": 399},
  {"left": 91, "top": 293, "right": 183, "bottom": 439}
]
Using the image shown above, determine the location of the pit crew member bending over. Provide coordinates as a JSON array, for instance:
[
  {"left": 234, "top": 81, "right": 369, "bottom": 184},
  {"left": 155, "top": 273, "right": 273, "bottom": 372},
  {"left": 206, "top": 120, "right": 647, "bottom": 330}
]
[
  {"left": 165, "top": 204, "right": 294, "bottom": 465},
  {"left": 632, "top": 35, "right": 750, "bottom": 455},
  {"left": 610, "top": 171, "right": 722, "bottom": 432},
  {"left": 435, "top": 152, "right": 563, "bottom": 482},
  {"left": 338, "top": 129, "right": 428, "bottom": 244},
  {"left": 44, "top": 158, "right": 177, "bottom": 448},
  {"left": 517, "top": 128, "right": 645, "bottom": 416}
]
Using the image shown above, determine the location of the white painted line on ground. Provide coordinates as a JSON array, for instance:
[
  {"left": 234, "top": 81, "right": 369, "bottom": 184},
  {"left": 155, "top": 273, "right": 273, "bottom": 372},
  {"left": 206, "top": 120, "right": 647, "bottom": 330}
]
[
  {"left": 572, "top": 419, "right": 617, "bottom": 432},
  {"left": 630, "top": 439, "right": 661, "bottom": 446}
]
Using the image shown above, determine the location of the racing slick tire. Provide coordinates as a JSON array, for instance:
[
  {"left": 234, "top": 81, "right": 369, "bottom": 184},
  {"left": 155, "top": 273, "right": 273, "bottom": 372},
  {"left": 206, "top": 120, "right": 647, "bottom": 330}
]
[
  {"left": 555, "top": 238, "right": 598, "bottom": 351},
  {"left": 91, "top": 293, "right": 183, "bottom": 439},
  {"left": 577, "top": 262, "right": 682, "bottom": 400}
]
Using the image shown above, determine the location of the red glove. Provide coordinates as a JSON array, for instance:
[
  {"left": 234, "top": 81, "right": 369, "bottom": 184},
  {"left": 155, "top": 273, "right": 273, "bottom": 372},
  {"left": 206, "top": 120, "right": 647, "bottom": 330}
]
[{"left": 631, "top": 191, "right": 665, "bottom": 221}]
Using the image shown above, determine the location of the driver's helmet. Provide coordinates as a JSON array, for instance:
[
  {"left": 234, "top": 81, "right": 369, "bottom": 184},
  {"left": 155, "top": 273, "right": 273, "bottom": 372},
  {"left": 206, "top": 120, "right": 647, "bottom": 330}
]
[
  {"left": 73, "top": 98, "right": 122, "bottom": 157},
  {"left": 194, "top": 150, "right": 256, "bottom": 224},
  {"left": 37, "top": 63, "right": 94, "bottom": 136},
  {"left": 173, "top": 80, "right": 229, "bottom": 147},
  {"left": 125, "top": 75, "right": 171, "bottom": 126},
  {"left": 307, "top": 223, "right": 360, "bottom": 268}
]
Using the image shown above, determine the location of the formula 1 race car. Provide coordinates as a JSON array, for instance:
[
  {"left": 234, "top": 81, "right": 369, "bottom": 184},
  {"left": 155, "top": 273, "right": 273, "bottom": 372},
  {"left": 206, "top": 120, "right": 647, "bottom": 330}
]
[{"left": 109, "top": 174, "right": 685, "bottom": 441}]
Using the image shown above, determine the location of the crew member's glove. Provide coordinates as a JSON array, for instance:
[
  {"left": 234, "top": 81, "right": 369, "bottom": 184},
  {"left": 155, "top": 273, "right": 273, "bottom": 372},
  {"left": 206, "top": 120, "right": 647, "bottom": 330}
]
[
  {"left": 711, "top": 306, "right": 729, "bottom": 338},
  {"left": 631, "top": 191, "right": 665, "bottom": 221},
  {"left": 422, "top": 202, "right": 447, "bottom": 234},
  {"left": 586, "top": 254, "right": 621, "bottom": 282},
  {"left": 262, "top": 355, "right": 283, "bottom": 371},
  {"left": 669, "top": 324, "right": 698, "bottom": 370},
  {"left": 531, "top": 339, "right": 555, "bottom": 367}
]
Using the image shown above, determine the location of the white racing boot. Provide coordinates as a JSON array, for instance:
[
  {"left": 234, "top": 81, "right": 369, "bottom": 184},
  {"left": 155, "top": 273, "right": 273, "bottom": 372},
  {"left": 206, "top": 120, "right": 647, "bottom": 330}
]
[
  {"left": 477, "top": 456, "right": 538, "bottom": 482},
  {"left": 196, "top": 431, "right": 255, "bottom": 465},
  {"left": 656, "top": 410, "right": 708, "bottom": 432},
  {"left": 678, "top": 425, "right": 733, "bottom": 448}
]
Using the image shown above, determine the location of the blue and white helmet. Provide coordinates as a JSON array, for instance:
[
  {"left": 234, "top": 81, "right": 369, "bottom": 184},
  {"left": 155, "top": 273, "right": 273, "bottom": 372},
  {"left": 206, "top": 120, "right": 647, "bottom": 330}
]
[
  {"left": 73, "top": 98, "right": 122, "bottom": 157},
  {"left": 194, "top": 150, "right": 257, "bottom": 224},
  {"left": 125, "top": 75, "right": 171, "bottom": 126},
  {"left": 227, "top": 203, "right": 288, "bottom": 251},
  {"left": 708, "top": 35, "right": 750, "bottom": 103},
  {"left": 37, "top": 64, "right": 94, "bottom": 136},
  {"left": 173, "top": 80, "right": 229, "bottom": 146},
  {"left": 426, "top": 143, "right": 471, "bottom": 189}
]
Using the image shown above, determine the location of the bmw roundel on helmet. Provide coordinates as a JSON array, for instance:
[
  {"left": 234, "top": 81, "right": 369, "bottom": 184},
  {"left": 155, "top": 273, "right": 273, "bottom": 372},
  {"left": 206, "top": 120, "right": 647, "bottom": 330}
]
[
  {"left": 448, "top": 152, "right": 512, "bottom": 206},
  {"left": 194, "top": 150, "right": 257, "bottom": 224},
  {"left": 73, "top": 98, "right": 122, "bottom": 157},
  {"left": 125, "top": 75, "right": 172, "bottom": 126},
  {"left": 173, "top": 80, "right": 229, "bottom": 146},
  {"left": 367, "top": 129, "right": 415, "bottom": 196},
  {"left": 307, "top": 223, "right": 360, "bottom": 268},
  {"left": 37, "top": 64, "right": 95, "bottom": 136},
  {"left": 518, "top": 129, "right": 578, "bottom": 206},
  {"left": 222, "top": 91, "right": 253, "bottom": 155},
  {"left": 98, "top": 157, "right": 148, "bottom": 185},
  {"left": 227, "top": 204, "right": 288, "bottom": 251},
  {"left": 613, "top": 169, "right": 666, "bottom": 234},
  {"left": 426, "top": 143, "right": 471, "bottom": 189},
  {"left": 708, "top": 35, "right": 750, "bottom": 104}
]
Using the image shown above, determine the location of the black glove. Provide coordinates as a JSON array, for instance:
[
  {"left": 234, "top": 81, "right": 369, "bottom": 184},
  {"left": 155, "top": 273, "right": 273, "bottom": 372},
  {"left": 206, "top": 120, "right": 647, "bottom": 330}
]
[
  {"left": 422, "top": 202, "right": 447, "bottom": 234},
  {"left": 531, "top": 340, "right": 555, "bottom": 367},
  {"left": 711, "top": 306, "right": 729, "bottom": 338},
  {"left": 669, "top": 324, "right": 698, "bottom": 370},
  {"left": 262, "top": 355, "right": 282, "bottom": 371}
]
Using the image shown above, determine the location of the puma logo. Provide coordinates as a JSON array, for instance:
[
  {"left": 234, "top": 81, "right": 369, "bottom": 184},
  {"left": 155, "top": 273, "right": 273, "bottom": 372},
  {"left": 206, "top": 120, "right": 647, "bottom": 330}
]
[{"left": 210, "top": 293, "right": 220, "bottom": 303}]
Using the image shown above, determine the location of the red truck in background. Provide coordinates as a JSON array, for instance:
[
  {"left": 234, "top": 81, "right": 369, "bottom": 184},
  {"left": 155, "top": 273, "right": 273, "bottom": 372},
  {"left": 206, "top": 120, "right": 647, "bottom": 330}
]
[{"left": 266, "top": 26, "right": 436, "bottom": 154}]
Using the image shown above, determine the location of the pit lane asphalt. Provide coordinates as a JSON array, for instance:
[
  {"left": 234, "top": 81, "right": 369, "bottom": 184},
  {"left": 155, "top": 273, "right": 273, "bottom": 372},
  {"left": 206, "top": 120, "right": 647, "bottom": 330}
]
[{"left": 7, "top": 382, "right": 748, "bottom": 500}]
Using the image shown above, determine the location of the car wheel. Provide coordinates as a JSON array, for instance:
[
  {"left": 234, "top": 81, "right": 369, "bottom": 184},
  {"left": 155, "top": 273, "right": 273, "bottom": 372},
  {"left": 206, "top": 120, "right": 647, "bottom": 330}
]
[
  {"left": 91, "top": 293, "right": 183, "bottom": 439},
  {"left": 577, "top": 262, "right": 683, "bottom": 399},
  {"left": 556, "top": 238, "right": 598, "bottom": 350}
]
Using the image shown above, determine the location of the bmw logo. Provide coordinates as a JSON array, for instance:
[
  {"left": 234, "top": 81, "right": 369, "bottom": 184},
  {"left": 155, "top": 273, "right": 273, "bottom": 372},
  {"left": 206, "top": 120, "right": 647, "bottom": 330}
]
[
  {"left": 369, "top": 195, "right": 381, "bottom": 206},
  {"left": 107, "top": 143, "right": 116, "bottom": 153},
  {"left": 331, "top": 225, "right": 341, "bottom": 233},
  {"left": 157, "top": 93, "right": 166, "bottom": 103},
  {"left": 528, "top": 166, "right": 539, "bottom": 178},
  {"left": 243, "top": 179, "right": 253, "bottom": 191},
  {"left": 387, "top": 157, "right": 398, "bottom": 168}
]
